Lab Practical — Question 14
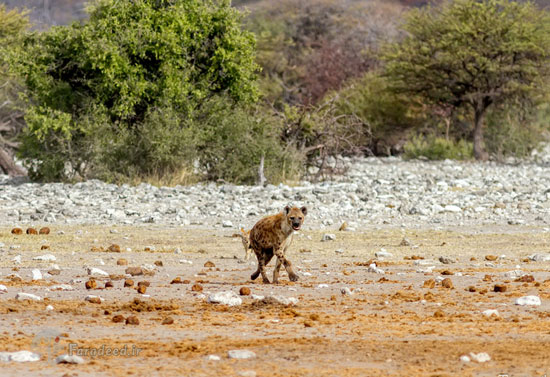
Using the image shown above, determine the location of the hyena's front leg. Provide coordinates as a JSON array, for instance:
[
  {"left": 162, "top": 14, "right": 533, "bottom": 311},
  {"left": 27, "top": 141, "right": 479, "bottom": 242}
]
[
  {"left": 273, "top": 257, "right": 283, "bottom": 284},
  {"left": 274, "top": 248, "right": 299, "bottom": 282}
]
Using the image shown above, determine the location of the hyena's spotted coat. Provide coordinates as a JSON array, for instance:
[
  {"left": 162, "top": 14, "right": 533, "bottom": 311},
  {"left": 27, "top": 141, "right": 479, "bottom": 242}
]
[{"left": 249, "top": 205, "right": 307, "bottom": 284}]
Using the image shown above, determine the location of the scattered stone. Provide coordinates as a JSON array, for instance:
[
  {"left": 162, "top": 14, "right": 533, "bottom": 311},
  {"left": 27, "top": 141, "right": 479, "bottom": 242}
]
[
  {"left": 162, "top": 317, "right": 174, "bottom": 325},
  {"left": 124, "top": 279, "right": 134, "bottom": 287},
  {"left": 504, "top": 270, "right": 524, "bottom": 279},
  {"left": 441, "top": 278, "right": 454, "bottom": 289},
  {"left": 180, "top": 259, "right": 193, "bottom": 265},
  {"left": 33, "top": 254, "right": 56, "bottom": 262},
  {"left": 482, "top": 309, "right": 500, "bottom": 317},
  {"left": 16, "top": 293, "right": 42, "bottom": 301},
  {"left": 469, "top": 352, "right": 491, "bottom": 363},
  {"left": 55, "top": 354, "right": 85, "bottom": 364},
  {"left": 112, "top": 315, "right": 125, "bottom": 323},
  {"left": 528, "top": 253, "right": 550, "bottom": 262},
  {"left": 108, "top": 244, "right": 121, "bottom": 253},
  {"left": 262, "top": 295, "right": 299, "bottom": 306},
  {"left": 321, "top": 234, "right": 336, "bottom": 242},
  {"left": 239, "top": 287, "right": 251, "bottom": 296},
  {"left": 460, "top": 355, "right": 471, "bottom": 363},
  {"left": 204, "top": 261, "right": 216, "bottom": 268},
  {"left": 125, "top": 315, "right": 140, "bottom": 325},
  {"left": 375, "top": 249, "right": 393, "bottom": 258},
  {"left": 227, "top": 350, "right": 256, "bottom": 359},
  {"left": 46, "top": 305, "right": 54, "bottom": 311},
  {"left": 367, "top": 263, "right": 385, "bottom": 274},
  {"left": 438, "top": 256, "right": 456, "bottom": 264},
  {"left": 191, "top": 284, "right": 203, "bottom": 292},
  {"left": 423, "top": 279, "right": 436, "bottom": 289},
  {"left": 85, "top": 279, "right": 97, "bottom": 290},
  {"left": 117, "top": 258, "right": 128, "bottom": 266},
  {"left": 0, "top": 285, "right": 6, "bottom": 293},
  {"left": 515, "top": 275, "right": 535, "bottom": 283},
  {"left": 104, "top": 281, "right": 114, "bottom": 289},
  {"left": 433, "top": 310, "right": 445, "bottom": 318},
  {"left": 87, "top": 267, "right": 109, "bottom": 277},
  {"left": 0, "top": 350, "right": 40, "bottom": 362},
  {"left": 39, "top": 227, "right": 50, "bottom": 235},
  {"left": 10, "top": 228, "right": 23, "bottom": 235},
  {"left": 515, "top": 295, "right": 541, "bottom": 306},
  {"left": 493, "top": 284, "right": 507, "bottom": 293},
  {"left": 51, "top": 284, "right": 73, "bottom": 291},
  {"left": 208, "top": 291, "right": 242, "bottom": 306},
  {"left": 85, "top": 295, "right": 102, "bottom": 304},
  {"left": 399, "top": 237, "right": 412, "bottom": 246},
  {"left": 171, "top": 277, "right": 183, "bottom": 284},
  {"left": 222, "top": 220, "right": 233, "bottom": 228},
  {"left": 485, "top": 255, "right": 498, "bottom": 261},
  {"left": 154, "top": 260, "right": 163, "bottom": 267},
  {"left": 125, "top": 267, "right": 143, "bottom": 276},
  {"left": 206, "top": 355, "right": 221, "bottom": 361},
  {"left": 335, "top": 249, "right": 344, "bottom": 254},
  {"left": 26, "top": 228, "right": 38, "bottom": 235},
  {"left": 341, "top": 287, "right": 353, "bottom": 296},
  {"left": 31, "top": 269, "right": 42, "bottom": 281},
  {"left": 47, "top": 269, "right": 60, "bottom": 276},
  {"left": 137, "top": 285, "right": 147, "bottom": 294}
]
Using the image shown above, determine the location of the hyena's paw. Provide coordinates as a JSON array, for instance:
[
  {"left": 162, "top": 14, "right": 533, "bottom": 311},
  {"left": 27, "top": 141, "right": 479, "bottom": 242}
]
[
  {"left": 262, "top": 277, "right": 271, "bottom": 284},
  {"left": 289, "top": 273, "right": 299, "bottom": 282}
]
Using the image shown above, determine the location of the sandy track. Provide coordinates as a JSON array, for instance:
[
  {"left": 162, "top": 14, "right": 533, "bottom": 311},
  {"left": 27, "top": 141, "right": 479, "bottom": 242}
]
[{"left": 1, "top": 225, "right": 550, "bottom": 376}]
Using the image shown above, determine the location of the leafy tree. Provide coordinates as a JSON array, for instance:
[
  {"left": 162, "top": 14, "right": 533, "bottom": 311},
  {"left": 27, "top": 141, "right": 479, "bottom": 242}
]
[
  {"left": 0, "top": 5, "right": 29, "bottom": 176},
  {"left": 383, "top": 0, "right": 550, "bottom": 160},
  {"left": 14, "top": 0, "right": 259, "bottom": 181}
]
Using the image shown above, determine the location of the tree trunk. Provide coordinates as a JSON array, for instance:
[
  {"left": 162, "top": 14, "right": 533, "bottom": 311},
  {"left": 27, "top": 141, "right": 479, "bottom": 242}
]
[
  {"left": 0, "top": 147, "right": 25, "bottom": 176},
  {"left": 473, "top": 104, "right": 489, "bottom": 161}
]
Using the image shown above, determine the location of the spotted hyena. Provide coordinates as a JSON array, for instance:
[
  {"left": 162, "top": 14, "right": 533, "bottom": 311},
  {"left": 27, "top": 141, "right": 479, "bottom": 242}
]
[
  {"left": 233, "top": 227, "right": 252, "bottom": 260},
  {"left": 249, "top": 205, "right": 307, "bottom": 284}
]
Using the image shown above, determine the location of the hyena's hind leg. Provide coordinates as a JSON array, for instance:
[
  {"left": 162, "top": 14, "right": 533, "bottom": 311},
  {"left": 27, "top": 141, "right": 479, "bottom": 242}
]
[{"left": 251, "top": 248, "right": 273, "bottom": 283}]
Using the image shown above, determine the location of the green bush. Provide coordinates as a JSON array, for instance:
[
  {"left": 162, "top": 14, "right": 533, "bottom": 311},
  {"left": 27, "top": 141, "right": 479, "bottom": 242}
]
[
  {"left": 13, "top": 0, "right": 260, "bottom": 182},
  {"left": 403, "top": 135, "right": 473, "bottom": 160}
]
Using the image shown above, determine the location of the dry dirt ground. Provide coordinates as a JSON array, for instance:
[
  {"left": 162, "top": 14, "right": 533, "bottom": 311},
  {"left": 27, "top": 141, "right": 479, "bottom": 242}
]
[{"left": 1, "top": 224, "right": 550, "bottom": 376}]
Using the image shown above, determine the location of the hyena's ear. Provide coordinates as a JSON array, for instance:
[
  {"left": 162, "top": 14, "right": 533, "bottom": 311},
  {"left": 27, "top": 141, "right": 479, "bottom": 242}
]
[
  {"left": 300, "top": 206, "right": 307, "bottom": 216},
  {"left": 284, "top": 205, "right": 291, "bottom": 214}
]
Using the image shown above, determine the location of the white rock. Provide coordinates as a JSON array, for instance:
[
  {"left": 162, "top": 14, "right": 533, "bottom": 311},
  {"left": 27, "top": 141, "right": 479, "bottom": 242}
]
[
  {"left": 222, "top": 220, "right": 233, "bottom": 228},
  {"left": 302, "top": 272, "right": 312, "bottom": 276},
  {"left": 321, "top": 234, "right": 336, "bottom": 242},
  {"left": 335, "top": 249, "right": 344, "bottom": 254},
  {"left": 15, "top": 293, "right": 42, "bottom": 301},
  {"left": 85, "top": 295, "right": 103, "bottom": 303},
  {"left": 528, "top": 253, "right": 550, "bottom": 262},
  {"left": 208, "top": 291, "right": 242, "bottom": 306},
  {"left": 459, "top": 355, "right": 471, "bottom": 363},
  {"left": 55, "top": 354, "right": 85, "bottom": 364},
  {"left": 368, "top": 263, "right": 385, "bottom": 274},
  {"left": 50, "top": 284, "right": 74, "bottom": 291},
  {"left": 316, "top": 284, "right": 329, "bottom": 289},
  {"left": 0, "top": 351, "right": 40, "bottom": 362},
  {"left": 469, "top": 352, "right": 491, "bottom": 363},
  {"left": 251, "top": 294, "right": 265, "bottom": 300},
  {"left": 174, "top": 248, "right": 182, "bottom": 254},
  {"left": 417, "top": 266, "right": 435, "bottom": 273},
  {"left": 86, "top": 267, "right": 109, "bottom": 277},
  {"left": 12, "top": 255, "right": 21, "bottom": 265},
  {"left": 206, "top": 354, "right": 221, "bottom": 361},
  {"left": 95, "top": 258, "right": 105, "bottom": 266},
  {"left": 0, "top": 285, "right": 7, "bottom": 293},
  {"left": 435, "top": 276, "right": 445, "bottom": 283},
  {"left": 375, "top": 249, "right": 393, "bottom": 258},
  {"left": 179, "top": 259, "right": 193, "bottom": 265},
  {"left": 31, "top": 269, "right": 42, "bottom": 281},
  {"left": 515, "top": 295, "right": 541, "bottom": 306},
  {"left": 238, "top": 371, "right": 257, "bottom": 377},
  {"left": 341, "top": 287, "right": 353, "bottom": 295},
  {"left": 33, "top": 254, "right": 56, "bottom": 262},
  {"left": 46, "top": 305, "right": 54, "bottom": 311},
  {"left": 504, "top": 270, "right": 524, "bottom": 278},
  {"left": 227, "top": 350, "right": 256, "bottom": 359},
  {"left": 264, "top": 295, "right": 299, "bottom": 305},
  {"left": 482, "top": 309, "right": 500, "bottom": 317},
  {"left": 444, "top": 205, "right": 461, "bottom": 213}
]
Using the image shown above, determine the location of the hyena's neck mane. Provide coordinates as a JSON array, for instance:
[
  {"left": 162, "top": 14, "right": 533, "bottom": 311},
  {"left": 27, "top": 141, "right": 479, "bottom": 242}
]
[{"left": 278, "top": 213, "right": 293, "bottom": 236}]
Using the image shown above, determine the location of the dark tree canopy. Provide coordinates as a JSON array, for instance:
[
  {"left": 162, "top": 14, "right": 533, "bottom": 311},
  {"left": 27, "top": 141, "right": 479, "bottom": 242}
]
[{"left": 383, "top": 0, "right": 550, "bottom": 160}]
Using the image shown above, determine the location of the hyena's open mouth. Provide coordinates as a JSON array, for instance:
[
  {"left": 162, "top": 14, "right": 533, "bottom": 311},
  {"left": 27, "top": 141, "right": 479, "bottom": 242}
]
[{"left": 292, "top": 224, "right": 301, "bottom": 230}]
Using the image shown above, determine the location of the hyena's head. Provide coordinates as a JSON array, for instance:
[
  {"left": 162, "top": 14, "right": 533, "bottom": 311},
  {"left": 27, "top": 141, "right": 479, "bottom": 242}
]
[{"left": 284, "top": 205, "right": 307, "bottom": 231}]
